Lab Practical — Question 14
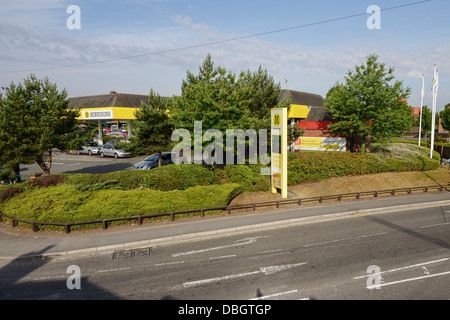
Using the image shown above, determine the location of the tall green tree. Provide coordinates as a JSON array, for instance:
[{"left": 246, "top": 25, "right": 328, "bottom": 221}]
[
  {"left": 128, "top": 89, "right": 174, "bottom": 166},
  {"left": 416, "top": 105, "right": 433, "bottom": 138},
  {"left": 324, "top": 54, "right": 413, "bottom": 152},
  {"left": 172, "top": 54, "right": 286, "bottom": 163},
  {"left": 440, "top": 103, "right": 450, "bottom": 132},
  {"left": 0, "top": 74, "right": 81, "bottom": 176}
]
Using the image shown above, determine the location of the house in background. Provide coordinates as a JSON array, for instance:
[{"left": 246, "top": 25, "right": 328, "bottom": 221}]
[
  {"left": 278, "top": 89, "right": 346, "bottom": 152},
  {"left": 68, "top": 91, "right": 147, "bottom": 144}
]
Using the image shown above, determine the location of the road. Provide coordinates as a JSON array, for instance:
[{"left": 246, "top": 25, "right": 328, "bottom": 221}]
[
  {"left": 18, "top": 152, "right": 147, "bottom": 175},
  {"left": 1, "top": 201, "right": 449, "bottom": 301}
]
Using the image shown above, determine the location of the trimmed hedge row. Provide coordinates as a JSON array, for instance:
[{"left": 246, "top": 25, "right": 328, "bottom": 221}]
[{"left": 2, "top": 183, "right": 244, "bottom": 230}]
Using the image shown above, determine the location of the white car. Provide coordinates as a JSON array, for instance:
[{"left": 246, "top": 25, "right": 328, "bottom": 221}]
[
  {"left": 100, "top": 144, "right": 130, "bottom": 158},
  {"left": 78, "top": 142, "right": 101, "bottom": 156}
]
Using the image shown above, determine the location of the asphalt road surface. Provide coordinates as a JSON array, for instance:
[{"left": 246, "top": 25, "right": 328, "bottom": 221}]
[
  {"left": 1, "top": 202, "right": 449, "bottom": 301},
  {"left": 19, "top": 152, "right": 147, "bottom": 175}
]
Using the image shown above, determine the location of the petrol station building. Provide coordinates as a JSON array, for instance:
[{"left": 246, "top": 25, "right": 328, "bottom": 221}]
[{"left": 68, "top": 91, "right": 147, "bottom": 144}]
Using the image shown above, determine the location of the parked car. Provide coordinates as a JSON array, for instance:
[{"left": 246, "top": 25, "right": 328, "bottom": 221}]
[
  {"left": 78, "top": 142, "right": 101, "bottom": 156},
  {"left": 133, "top": 152, "right": 179, "bottom": 170},
  {"left": 100, "top": 144, "right": 130, "bottom": 158}
]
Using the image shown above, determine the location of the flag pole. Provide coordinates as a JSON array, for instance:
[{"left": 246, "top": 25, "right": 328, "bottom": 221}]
[
  {"left": 418, "top": 75, "right": 424, "bottom": 147},
  {"left": 430, "top": 65, "right": 437, "bottom": 159}
]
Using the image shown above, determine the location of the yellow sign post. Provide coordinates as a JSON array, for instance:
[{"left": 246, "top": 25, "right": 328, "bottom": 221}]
[{"left": 271, "top": 108, "right": 288, "bottom": 198}]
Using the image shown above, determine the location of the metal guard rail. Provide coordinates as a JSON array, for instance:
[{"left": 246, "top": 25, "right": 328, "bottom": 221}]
[{"left": 1, "top": 183, "right": 449, "bottom": 234}]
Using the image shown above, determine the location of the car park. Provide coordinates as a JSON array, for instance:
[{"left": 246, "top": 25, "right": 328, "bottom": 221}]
[
  {"left": 78, "top": 142, "right": 101, "bottom": 156},
  {"left": 133, "top": 152, "right": 178, "bottom": 170},
  {"left": 100, "top": 144, "right": 131, "bottom": 158}
]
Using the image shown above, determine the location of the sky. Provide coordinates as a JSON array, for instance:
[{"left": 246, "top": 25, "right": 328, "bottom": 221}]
[{"left": 0, "top": 0, "right": 449, "bottom": 111}]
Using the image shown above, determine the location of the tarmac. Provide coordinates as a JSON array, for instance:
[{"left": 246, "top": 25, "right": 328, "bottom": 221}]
[{"left": 1, "top": 191, "right": 450, "bottom": 261}]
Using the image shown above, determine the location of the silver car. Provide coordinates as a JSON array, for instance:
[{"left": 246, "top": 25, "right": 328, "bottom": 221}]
[
  {"left": 100, "top": 144, "right": 131, "bottom": 158},
  {"left": 78, "top": 142, "right": 101, "bottom": 156}
]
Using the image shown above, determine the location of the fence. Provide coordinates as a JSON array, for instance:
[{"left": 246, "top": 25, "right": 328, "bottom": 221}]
[{"left": 0, "top": 183, "right": 449, "bottom": 234}]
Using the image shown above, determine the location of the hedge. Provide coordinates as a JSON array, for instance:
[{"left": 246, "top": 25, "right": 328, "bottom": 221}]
[{"left": 2, "top": 183, "right": 244, "bottom": 230}]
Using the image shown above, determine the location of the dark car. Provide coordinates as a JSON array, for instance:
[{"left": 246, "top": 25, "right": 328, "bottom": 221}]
[{"left": 133, "top": 152, "right": 178, "bottom": 170}]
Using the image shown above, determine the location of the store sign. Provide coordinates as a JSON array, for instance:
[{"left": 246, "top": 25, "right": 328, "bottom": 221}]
[
  {"left": 82, "top": 109, "right": 113, "bottom": 120},
  {"left": 294, "top": 137, "right": 346, "bottom": 152},
  {"left": 271, "top": 108, "right": 288, "bottom": 198}
]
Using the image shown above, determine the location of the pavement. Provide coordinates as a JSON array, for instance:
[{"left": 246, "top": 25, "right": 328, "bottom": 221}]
[{"left": 1, "top": 191, "right": 450, "bottom": 261}]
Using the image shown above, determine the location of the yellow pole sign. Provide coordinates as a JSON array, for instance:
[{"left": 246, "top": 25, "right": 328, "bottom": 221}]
[{"left": 271, "top": 108, "right": 288, "bottom": 198}]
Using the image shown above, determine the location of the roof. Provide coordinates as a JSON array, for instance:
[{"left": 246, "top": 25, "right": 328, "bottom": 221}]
[
  {"left": 278, "top": 89, "right": 326, "bottom": 107},
  {"left": 304, "top": 105, "right": 334, "bottom": 122},
  {"left": 68, "top": 92, "right": 148, "bottom": 109}
]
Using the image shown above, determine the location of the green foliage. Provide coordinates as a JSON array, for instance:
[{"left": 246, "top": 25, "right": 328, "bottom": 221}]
[
  {"left": 440, "top": 103, "right": 450, "bottom": 132},
  {"left": 61, "top": 164, "right": 221, "bottom": 191},
  {"left": 0, "top": 74, "right": 82, "bottom": 175},
  {"left": 2, "top": 183, "right": 244, "bottom": 230},
  {"left": 0, "top": 186, "right": 23, "bottom": 203},
  {"left": 127, "top": 89, "right": 174, "bottom": 161},
  {"left": 324, "top": 55, "right": 413, "bottom": 152}
]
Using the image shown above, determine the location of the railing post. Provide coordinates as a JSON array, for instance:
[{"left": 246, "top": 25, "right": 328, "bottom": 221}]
[
  {"left": 64, "top": 224, "right": 70, "bottom": 234},
  {"left": 200, "top": 209, "right": 204, "bottom": 218},
  {"left": 102, "top": 219, "right": 108, "bottom": 230},
  {"left": 138, "top": 216, "right": 142, "bottom": 225},
  {"left": 32, "top": 223, "right": 37, "bottom": 233},
  {"left": 298, "top": 199, "right": 302, "bottom": 206},
  {"left": 170, "top": 212, "right": 174, "bottom": 221}
]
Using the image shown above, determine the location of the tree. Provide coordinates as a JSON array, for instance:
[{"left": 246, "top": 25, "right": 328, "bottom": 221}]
[
  {"left": 172, "top": 54, "right": 286, "bottom": 162},
  {"left": 128, "top": 89, "right": 174, "bottom": 167},
  {"left": 324, "top": 55, "right": 412, "bottom": 152},
  {"left": 416, "top": 105, "right": 433, "bottom": 138},
  {"left": 440, "top": 103, "right": 450, "bottom": 132},
  {"left": 0, "top": 75, "right": 81, "bottom": 176}
]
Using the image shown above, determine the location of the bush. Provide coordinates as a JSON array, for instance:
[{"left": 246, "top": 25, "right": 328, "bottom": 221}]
[
  {"left": 0, "top": 186, "right": 23, "bottom": 203},
  {"left": 1, "top": 183, "right": 244, "bottom": 230}
]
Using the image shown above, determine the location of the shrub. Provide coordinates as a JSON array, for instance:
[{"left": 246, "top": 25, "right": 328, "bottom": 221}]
[
  {"left": 27, "top": 174, "right": 65, "bottom": 188},
  {"left": 0, "top": 186, "right": 23, "bottom": 203},
  {"left": 1, "top": 183, "right": 244, "bottom": 230}
]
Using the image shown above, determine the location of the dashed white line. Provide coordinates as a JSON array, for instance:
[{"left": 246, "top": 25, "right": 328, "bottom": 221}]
[
  {"left": 353, "top": 258, "right": 450, "bottom": 280},
  {"left": 95, "top": 267, "right": 131, "bottom": 273},
  {"left": 183, "top": 262, "right": 307, "bottom": 288},
  {"left": 172, "top": 236, "right": 269, "bottom": 257},
  {"left": 155, "top": 261, "right": 185, "bottom": 266},
  {"left": 250, "top": 289, "right": 298, "bottom": 300},
  {"left": 209, "top": 255, "right": 237, "bottom": 260},
  {"left": 366, "top": 270, "right": 450, "bottom": 289},
  {"left": 302, "top": 232, "right": 387, "bottom": 248}
]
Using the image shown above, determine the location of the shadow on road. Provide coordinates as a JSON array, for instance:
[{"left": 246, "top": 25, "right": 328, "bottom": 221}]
[
  {"left": 363, "top": 214, "right": 450, "bottom": 250},
  {"left": 64, "top": 162, "right": 133, "bottom": 174},
  {"left": 0, "top": 246, "right": 121, "bottom": 300}
]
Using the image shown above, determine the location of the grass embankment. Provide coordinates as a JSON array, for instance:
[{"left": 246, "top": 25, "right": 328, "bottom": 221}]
[{"left": 0, "top": 143, "right": 445, "bottom": 231}]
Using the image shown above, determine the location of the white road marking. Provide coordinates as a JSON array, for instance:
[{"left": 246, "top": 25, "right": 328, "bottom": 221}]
[
  {"left": 353, "top": 258, "right": 450, "bottom": 280},
  {"left": 250, "top": 289, "right": 298, "bottom": 300},
  {"left": 183, "top": 262, "right": 307, "bottom": 288},
  {"left": 366, "top": 270, "right": 450, "bottom": 289},
  {"left": 302, "top": 232, "right": 387, "bottom": 248},
  {"left": 419, "top": 222, "right": 450, "bottom": 229},
  {"left": 154, "top": 261, "right": 185, "bottom": 266},
  {"left": 95, "top": 267, "right": 131, "bottom": 273},
  {"left": 172, "top": 236, "right": 270, "bottom": 257},
  {"left": 209, "top": 255, "right": 237, "bottom": 260},
  {"left": 259, "top": 249, "right": 282, "bottom": 254}
]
